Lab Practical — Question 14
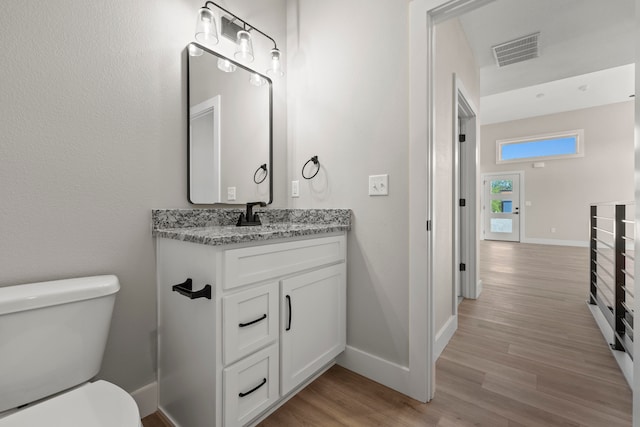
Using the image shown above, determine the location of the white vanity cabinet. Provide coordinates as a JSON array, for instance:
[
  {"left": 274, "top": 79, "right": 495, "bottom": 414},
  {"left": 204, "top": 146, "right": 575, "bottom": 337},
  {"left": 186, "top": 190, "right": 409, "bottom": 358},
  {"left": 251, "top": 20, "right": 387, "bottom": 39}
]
[{"left": 156, "top": 233, "right": 346, "bottom": 427}]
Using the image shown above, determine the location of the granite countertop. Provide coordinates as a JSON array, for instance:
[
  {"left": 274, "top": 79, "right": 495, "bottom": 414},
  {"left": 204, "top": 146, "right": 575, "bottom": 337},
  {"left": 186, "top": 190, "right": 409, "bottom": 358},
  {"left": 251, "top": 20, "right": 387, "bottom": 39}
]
[{"left": 152, "top": 208, "right": 351, "bottom": 246}]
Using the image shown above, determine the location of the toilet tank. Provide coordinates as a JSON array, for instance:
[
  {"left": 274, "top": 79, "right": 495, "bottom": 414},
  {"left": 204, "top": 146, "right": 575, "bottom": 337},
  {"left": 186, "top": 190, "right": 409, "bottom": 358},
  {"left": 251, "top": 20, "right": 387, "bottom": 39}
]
[{"left": 0, "top": 275, "right": 120, "bottom": 412}]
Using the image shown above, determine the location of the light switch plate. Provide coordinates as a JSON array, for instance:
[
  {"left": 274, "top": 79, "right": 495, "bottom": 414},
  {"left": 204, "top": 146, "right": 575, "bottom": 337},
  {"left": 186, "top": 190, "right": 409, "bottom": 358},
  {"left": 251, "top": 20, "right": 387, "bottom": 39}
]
[
  {"left": 227, "top": 187, "right": 236, "bottom": 201},
  {"left": 291, "top": 180, "right": 299, "bottom": 198},
  {"left": 369, "top": 174, "right": 389, "bottom": 196}
]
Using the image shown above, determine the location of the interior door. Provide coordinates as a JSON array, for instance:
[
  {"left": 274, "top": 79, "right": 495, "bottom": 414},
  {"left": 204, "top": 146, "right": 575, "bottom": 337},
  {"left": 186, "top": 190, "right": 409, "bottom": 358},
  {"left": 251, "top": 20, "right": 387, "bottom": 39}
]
[{"left": 484, "top": 173, "right": 520, "bottom": 242}]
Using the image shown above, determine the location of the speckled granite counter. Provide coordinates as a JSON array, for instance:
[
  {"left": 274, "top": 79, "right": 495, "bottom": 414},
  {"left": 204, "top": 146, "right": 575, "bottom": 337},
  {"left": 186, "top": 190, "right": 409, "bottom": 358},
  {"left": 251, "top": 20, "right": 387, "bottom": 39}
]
[{"left": 152, "top": 209, "right": 351, "bottom": 246}]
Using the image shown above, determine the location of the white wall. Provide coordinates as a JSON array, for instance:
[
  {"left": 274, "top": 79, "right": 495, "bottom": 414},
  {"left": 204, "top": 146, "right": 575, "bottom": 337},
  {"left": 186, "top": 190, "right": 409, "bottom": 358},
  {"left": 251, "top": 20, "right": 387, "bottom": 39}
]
[
  {"left": 433, "top": 18, "right": 480, "bottom": 332},
  {"left": 287, "top": 0, "right": 410, "bottom": 367},
  {"left": 0, "top": 0, "right": 287, "bottom": 393},
  {"left": 480, "top": 101, "right": 635, "bottom": 245}
]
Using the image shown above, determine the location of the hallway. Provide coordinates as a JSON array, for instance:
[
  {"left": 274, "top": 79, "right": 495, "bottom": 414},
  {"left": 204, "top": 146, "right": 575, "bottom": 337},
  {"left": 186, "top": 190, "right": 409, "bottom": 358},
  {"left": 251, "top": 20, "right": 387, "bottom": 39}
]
[
  {"left": 256, "top": 241, "right": 633, "bottom": 426},
  {"left": 435, "top": 240, "right": 632, "bottom": 425}
]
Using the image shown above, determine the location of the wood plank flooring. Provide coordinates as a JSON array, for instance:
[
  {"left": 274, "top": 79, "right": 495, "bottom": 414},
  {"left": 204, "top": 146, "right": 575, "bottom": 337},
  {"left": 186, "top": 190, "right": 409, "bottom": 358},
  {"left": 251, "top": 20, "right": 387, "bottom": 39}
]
[{"left": 143, "top": 241, "right": 632, "bottom": 427}]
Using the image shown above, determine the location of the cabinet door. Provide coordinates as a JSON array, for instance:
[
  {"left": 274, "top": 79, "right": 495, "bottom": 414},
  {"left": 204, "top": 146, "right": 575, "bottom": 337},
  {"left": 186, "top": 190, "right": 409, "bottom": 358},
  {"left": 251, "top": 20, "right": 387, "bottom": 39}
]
[{"left": 280, "top": 263, "right": 346, "bottom": 395}]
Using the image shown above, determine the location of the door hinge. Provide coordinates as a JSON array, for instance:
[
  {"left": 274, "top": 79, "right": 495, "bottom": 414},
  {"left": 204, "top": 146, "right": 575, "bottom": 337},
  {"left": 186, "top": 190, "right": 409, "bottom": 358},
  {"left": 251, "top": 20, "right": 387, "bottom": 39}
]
[
  {"left": 459, "top": 263, "right": 466, "bottom": 272},
  {"left": 459, "top": 134, "right": 466, "bottom": 143},
  {"left": 426, "top": 220, "right": 432, "bottom": 231},
  {"left": 459, "top": 198, "right": 466, "bottom": 207}
]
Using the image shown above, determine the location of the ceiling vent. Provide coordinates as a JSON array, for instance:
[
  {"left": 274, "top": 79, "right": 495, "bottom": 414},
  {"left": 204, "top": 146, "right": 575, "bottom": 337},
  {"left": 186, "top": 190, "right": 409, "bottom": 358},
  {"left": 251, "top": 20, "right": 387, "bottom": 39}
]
[{"left": 492, "top": 32, "right": 540, "bottom": 68}]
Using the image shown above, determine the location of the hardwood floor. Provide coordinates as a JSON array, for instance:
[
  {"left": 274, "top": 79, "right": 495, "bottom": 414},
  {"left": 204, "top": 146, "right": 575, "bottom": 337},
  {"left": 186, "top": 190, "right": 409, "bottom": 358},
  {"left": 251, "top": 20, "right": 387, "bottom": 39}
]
[{"left": 144, "top": 241, "right": 633, "bottom": 426}]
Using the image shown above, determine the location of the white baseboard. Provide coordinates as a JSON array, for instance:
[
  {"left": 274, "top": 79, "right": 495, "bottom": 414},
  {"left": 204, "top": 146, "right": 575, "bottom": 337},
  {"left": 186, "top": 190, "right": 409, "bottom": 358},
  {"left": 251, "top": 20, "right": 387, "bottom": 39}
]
[
  {"left": 587, "top": 303, "right": 633, "bottom": 388},
  {"left": 434, "top": 315, "right": 458, "bottom": 360},
  {"left": 475, "top": 279, "right": 483, "bottom": 299},
  {"left": 337, "top": 346, "right": 410, "bottom": 396},
  {"left": 131, "top": 381, "right": 158, "bottom": 419},
  {"left": 521, "top": 237, "right": 589, "bottom": 247}
]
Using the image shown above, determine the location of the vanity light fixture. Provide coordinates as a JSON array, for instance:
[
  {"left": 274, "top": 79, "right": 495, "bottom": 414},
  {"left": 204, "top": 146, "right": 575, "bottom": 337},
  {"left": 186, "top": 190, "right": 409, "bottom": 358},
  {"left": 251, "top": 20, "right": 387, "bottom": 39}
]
[
  {"left": 235, "top": 30, "right": 254, "bottom": 62},
  {"left": 194, "top": 1, "right": 284, "bottom": 77}
]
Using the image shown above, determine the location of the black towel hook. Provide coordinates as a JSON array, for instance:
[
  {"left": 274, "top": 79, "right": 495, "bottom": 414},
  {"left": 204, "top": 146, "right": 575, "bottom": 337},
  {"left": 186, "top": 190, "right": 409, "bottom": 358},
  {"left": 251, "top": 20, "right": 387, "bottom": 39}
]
[{"left": 301, "top": 155, "right": 320, "bottom": 180}]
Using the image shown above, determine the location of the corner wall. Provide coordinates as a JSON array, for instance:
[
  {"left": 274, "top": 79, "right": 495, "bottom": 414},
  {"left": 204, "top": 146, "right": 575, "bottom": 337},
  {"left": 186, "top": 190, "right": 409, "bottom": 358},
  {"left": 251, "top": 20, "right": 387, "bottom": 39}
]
[
  {"left": 287, "top": 0, "right": 410, "bottom": 370},
  {"left": 480, "top": 101, "right": 635, "bottom": 245}
]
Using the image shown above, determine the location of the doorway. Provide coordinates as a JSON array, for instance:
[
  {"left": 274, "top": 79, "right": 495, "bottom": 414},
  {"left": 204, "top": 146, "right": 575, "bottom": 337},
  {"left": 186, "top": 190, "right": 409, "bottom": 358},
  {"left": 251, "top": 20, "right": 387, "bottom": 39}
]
[
  {"left": 481, "top": 172, "right": 523, "bottom": 242},
  {"left": 454, "top": 77, "right": 479, "bottom": 301}
]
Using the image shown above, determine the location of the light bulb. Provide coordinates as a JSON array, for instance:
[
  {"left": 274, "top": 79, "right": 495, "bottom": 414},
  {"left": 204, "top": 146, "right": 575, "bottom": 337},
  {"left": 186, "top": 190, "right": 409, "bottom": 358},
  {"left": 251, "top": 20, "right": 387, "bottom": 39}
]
[
  {"left": 266, "top": 48, "right": 284, "bottom": 78},
  {"left": 249, "top": 73, "right": 266, "bottom": 87},
  {"left": 234, "top": 30, "right": 254, "bottom": 63},
  {"left": 195, "top": 8, "right": 219, "bottom": 46},
  {"left": 217, "top": 58, "right": 237, "bottom": 73},
  {"left": 188, "top": 44, "right": 203, "bottom": 57}
]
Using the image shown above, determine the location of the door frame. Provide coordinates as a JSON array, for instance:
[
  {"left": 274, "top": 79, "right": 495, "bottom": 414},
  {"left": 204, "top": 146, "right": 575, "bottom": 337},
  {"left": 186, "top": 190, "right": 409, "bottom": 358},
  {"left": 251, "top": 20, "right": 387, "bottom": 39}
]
[
  {"left": 453, "top": 75, "right": 479, "bottom": 304},
  {"left": 409, "top": 0, "right": 497, "bottom": 403},
  {"left": 480, "top": 171, "right": 525, "bottom": 242}
]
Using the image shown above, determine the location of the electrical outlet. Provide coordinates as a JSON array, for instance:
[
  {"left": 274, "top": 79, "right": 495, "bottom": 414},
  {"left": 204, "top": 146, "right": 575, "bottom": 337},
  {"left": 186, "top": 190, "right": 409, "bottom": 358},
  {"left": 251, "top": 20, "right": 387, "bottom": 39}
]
[
  {"left": 227, "top": 187, "right": 236, "bottom": 201},
  {"left": 369, "top": 174, "right": 389, "bottom": 196},
  {"left": 291, "top": 180, "right": 299, "bottom": 198}
]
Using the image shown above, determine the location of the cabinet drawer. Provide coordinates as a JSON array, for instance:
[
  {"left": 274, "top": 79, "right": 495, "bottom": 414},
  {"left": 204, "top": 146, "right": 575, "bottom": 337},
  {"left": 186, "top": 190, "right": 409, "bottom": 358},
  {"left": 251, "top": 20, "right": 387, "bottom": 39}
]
[
  {"left": 223, "top": 282, "right": 279, "bottom": 365},
  {"left": 223, "top": 235, "right": 346, "bottom": 289},
  {"left": 223, "top": 344, "right": 279, "bottom": 427}
]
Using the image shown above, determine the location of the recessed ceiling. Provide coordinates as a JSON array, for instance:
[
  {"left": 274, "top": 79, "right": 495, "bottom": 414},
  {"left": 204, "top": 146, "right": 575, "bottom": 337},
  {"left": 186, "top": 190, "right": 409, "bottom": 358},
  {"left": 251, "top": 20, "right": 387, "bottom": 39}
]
[{"left": 456, "top": 0, "right": 635, "bottom": 124}]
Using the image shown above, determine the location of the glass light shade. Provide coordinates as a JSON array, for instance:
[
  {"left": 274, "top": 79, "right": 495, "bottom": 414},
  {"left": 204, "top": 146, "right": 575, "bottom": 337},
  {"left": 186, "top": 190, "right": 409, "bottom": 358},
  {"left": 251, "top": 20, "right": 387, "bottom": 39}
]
[
  {"left": 266, "top": 48, "right": 284, "bottom": 78},
  {"left": 195, "top": 8, "right": 219, "bottom": 46},
  {"left": 249, "top": 73, "right": 266, "bottom": 87},
  {"left": 217, "top": 58, "right": 237, "bottom": 73},
  {"left": 234, "top": 30, "right": 254, "bottom": 62},
  {"left": 187, "top": 43, "right": 203, "bottom": 57}
]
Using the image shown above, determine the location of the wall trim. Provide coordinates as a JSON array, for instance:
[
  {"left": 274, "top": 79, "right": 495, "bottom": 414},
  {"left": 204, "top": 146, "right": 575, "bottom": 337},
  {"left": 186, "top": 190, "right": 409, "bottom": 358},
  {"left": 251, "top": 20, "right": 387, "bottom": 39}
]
[
  {"left": 521, "top": 237, "right": 588, "bottom": 247},
  {"left": 131, "top": 381, "right": 158, "bottom": 419},
  {"left": 434, "top": 315, "right": 458, "bottom": 360},
  {"left": 337, "top": 345, "right": 410, "bottom": 395}
]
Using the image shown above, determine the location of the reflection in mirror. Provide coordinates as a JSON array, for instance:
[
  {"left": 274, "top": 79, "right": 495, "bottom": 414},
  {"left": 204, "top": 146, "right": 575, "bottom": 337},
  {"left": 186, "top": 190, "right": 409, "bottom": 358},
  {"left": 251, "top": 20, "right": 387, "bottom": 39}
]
[{"left": 188, "top": 42, "right": 272, "bottom": 205}]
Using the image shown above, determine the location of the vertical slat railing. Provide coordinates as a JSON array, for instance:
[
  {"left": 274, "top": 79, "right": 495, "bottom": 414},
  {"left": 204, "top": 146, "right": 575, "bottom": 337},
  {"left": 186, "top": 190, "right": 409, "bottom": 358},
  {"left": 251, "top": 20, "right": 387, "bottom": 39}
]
[
  {"left": 614, "top": 204, "right": 626, "bottom": 351},
  {"left": 590, "top": 202, "right": 634, "bottom": 359}
]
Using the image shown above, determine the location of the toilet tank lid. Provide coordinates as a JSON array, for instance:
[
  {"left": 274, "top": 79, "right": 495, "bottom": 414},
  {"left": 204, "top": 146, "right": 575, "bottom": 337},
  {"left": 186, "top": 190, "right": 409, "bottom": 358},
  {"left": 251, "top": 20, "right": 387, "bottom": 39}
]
[{"left": 0, "top": 275, "right": 120, "bottom": 316}]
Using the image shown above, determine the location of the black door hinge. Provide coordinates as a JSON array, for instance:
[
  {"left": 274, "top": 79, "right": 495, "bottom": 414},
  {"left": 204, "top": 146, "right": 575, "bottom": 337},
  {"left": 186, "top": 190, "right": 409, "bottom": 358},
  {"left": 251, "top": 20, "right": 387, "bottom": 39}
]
[
  {"left": 459, "top": 263, "right": 466, "bottom": 272},
  {"left": 459, "top": 134, "right": 466, "bottom": 143},
  {"left": 459, "top": 198, "right": 466, "bottom": 207},
  {"left": 426, "top": 220, "right": 432, "bottom": 231}
]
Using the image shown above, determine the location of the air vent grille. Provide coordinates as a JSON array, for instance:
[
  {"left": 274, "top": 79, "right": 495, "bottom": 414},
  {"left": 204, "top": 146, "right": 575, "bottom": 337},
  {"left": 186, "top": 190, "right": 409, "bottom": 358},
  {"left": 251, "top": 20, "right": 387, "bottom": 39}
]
[{"left": 492, "top": 32, "right": 540, "bottom": 67}]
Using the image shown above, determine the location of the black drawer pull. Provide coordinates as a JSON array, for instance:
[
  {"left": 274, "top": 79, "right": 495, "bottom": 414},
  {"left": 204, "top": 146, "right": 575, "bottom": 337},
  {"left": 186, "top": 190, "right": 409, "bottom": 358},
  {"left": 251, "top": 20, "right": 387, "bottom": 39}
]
[
  {"left": 239, "top": 378, "right": 267, "bottom": 398},
  {"left": 239, "top": 314, "right": 267, "bottom": 328},
  {"left": 286, "top": 295, "right": 292, "bottom": 331},
  {"left": 172, "top": 278, "right": 211, "bottom": 300}
]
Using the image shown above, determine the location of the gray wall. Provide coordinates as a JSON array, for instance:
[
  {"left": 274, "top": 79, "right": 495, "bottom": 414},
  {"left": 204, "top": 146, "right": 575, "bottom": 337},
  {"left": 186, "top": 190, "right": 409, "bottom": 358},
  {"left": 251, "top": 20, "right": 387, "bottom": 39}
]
[
  {"left": 0, "top": 0, "right": 287, "bottom": 393},
  {"left": 480, "top": 101, "right": 635, "bottom": 245},
  {"left": 287, "top": 0, "right": 411, "bottom": 366}
]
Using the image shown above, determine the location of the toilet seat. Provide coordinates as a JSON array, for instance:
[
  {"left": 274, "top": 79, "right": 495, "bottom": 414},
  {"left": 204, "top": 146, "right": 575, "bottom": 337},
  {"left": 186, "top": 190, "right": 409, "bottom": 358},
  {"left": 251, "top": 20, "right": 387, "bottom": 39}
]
[{"left": 0, "top": 380, "right": 141, "bottom": 427}]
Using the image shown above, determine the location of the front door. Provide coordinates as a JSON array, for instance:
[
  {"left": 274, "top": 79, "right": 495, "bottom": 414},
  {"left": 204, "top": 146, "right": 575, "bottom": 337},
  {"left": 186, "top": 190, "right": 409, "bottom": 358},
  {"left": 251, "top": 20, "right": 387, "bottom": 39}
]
[{"left": 483, "top": 173, "right": 520, "bottom": 242}]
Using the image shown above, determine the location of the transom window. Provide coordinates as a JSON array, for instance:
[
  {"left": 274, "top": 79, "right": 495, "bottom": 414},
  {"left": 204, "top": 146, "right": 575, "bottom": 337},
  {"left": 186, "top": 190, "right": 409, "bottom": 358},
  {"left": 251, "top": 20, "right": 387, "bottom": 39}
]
[{"left": 496, "top": 130, "right": 584, "bottom": 163}]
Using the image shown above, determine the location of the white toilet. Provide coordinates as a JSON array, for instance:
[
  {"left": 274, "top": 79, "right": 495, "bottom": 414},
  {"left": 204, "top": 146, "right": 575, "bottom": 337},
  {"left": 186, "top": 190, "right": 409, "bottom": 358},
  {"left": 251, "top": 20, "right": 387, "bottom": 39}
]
[{"left": 0, "top": 275, "right": 142, "bottom": 427}]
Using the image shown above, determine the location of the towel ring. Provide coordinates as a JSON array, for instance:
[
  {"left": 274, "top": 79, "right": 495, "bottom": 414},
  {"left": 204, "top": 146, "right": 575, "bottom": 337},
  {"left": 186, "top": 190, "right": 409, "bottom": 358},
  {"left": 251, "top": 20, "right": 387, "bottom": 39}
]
[
  {"left": 253, "top": 164, "right": 268, "bottom": 184},
  {"left": 301, "top": 156, "right": 320, "bottom": 180}
]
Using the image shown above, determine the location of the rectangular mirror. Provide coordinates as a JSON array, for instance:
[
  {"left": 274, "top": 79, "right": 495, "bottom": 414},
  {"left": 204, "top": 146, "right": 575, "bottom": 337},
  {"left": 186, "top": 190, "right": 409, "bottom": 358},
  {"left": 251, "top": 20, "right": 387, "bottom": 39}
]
[{"left": 187, "top": 42, "right": 272, "bottom": 205}]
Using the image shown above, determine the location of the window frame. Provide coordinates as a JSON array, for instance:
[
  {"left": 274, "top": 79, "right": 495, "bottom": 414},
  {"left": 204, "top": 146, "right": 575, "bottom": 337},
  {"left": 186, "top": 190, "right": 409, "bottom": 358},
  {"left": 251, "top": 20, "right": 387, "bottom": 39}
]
[{"left": 496, "top": 129, "right": 585, "bottom": 164}]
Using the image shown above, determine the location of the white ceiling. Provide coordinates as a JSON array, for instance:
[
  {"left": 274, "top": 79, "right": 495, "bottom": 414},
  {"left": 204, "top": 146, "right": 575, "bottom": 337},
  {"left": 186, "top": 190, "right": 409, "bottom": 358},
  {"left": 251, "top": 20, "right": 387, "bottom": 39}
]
[{"left": 456, "top": 0, "right": 636, "bottom": 124}]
